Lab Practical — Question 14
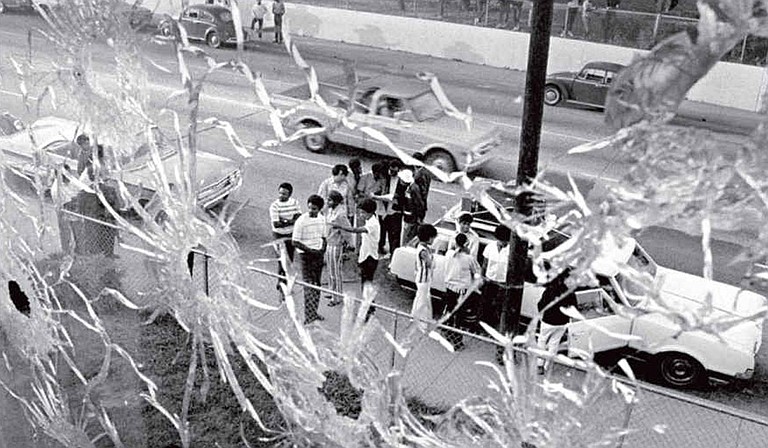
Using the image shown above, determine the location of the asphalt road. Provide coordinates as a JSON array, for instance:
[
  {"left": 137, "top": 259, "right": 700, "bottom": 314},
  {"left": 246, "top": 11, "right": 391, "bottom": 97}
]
[{"left": 1, "top": 12, "right": 767, "bottom": 414}]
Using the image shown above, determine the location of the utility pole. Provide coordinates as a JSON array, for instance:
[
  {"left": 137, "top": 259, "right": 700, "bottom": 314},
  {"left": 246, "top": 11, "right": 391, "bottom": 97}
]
[{"left": 501, "top": 0, "right": 555, "bottom": 343}]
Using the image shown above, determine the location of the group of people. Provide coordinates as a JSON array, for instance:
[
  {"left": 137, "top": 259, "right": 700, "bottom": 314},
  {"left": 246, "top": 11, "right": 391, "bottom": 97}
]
[
  {"left": 269, "top": 157, "right": 432, "bottom": 325},
  {"left": 250, "top": 0, "right": 286, "bottom": 43},
  {"left": 269, "top": 157, "right": 575, "bottom": 371}
]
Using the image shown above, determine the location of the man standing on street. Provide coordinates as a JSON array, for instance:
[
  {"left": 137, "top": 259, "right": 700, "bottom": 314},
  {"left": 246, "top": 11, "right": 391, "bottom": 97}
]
[
  {"left": 273, "top": 0, "right": 286, "bottom": 44},
  {"left": 412, "top": 224, "right": 437, "bottom": 331},
  {"left": 270, "top": 182, "right": 301, "bottom": 299},
  {"left": 401, "top": 170, "right": 426, "bottom": 246},
  {"left": 250, "top": 0, "right": 268, "bottom": 39},
  {"left": 292, "top": 194, "right": 327, "bottom": 325},
  {"left": 379, "top": 160, "right": 405, "bottom": 255}
]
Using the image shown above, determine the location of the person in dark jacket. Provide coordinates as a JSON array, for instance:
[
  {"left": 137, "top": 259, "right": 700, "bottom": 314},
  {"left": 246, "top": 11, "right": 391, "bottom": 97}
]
[{"left": 536, "top": 269, "right": 578, "bottom": 373}]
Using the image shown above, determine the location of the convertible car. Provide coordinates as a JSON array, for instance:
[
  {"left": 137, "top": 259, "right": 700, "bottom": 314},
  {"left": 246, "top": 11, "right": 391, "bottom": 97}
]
[
  {"left": 544, "top": 61, "right": 625, "bottom": 109},
  {"left": 388, "top": 196, "right": 767, "bottom": 389},
  {"left": 0, "top": 114, "right": 242, "bottom": 211}
]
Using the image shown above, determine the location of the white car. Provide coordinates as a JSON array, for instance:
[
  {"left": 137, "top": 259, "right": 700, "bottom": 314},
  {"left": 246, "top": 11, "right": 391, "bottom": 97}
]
[
  {"left": 388, "top": 204, "right": 767, "bottom": 388},
  {"left": 0, "top": 115, "right": 242, "bottom": 211}
]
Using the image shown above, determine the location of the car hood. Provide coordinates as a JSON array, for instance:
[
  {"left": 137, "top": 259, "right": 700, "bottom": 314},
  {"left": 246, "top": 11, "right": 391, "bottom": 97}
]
[
  {"left": 656, "top": 267, "right": 767, "bottom": 318},
  {"left": 120, "top": 151, "right": 240, "bottom": 190}
]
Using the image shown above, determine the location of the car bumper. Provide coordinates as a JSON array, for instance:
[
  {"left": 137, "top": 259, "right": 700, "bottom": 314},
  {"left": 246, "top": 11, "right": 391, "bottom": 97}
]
[{"left": 197, "top": 169, "right": 242, "bottom": 209}]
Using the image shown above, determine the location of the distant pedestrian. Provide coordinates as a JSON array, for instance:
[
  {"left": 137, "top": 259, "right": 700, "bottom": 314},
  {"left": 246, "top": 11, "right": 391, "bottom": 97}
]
[
  {"left": 380, "top": 160, "right": 405, "bottom": 254},
  {"left": 561, "top": 0, "right": 579, "bottom": 37},
  {"left": 510, "top": 0, "right": 523, "bottom": 30},
  {"left": 292, "top": 194, "right": 327, "bottom": 325},
  {"left": 250, "top": 0, "right": 268, "bottom": 39},
  {"left": 400, "top": 169, "right": 425, "bottom": 246},
  {"left": 581, "top": 0, "right": 594, "bottom": 37},
  {"left": 481, "top": 225, "right": 511, "bottom": 332},
  {"left": 441, "top": 233, "right": 482, "bottom": 349},
  {"left": 603, "top": 0, "right": 620, "bottom": 43},
  {"left": 273, "top": 0, "right": 286, "bottom": 44},
  {"left": 318, "top": 164, "right": 353, "bottom": 217},
  {"left": 324, "top": 191, "right": 350, "bottom": 307},
  {"left": 536, "top": 269, "right": 578, "bottom": 374},
  {"left": 333, "top": 199, "right": 381, "bottom": 321},
  {"left": 447, "top": 212, "right": 480, "bottom": 259},
  {"left": 269, "top": 182, "right": 302, "bottom": 299},
  {"left": 498, "top": 0, "right": 511, "bottom": 28},
  {"left": 411, "top": 224, "right": 437, "bottom": 330}
]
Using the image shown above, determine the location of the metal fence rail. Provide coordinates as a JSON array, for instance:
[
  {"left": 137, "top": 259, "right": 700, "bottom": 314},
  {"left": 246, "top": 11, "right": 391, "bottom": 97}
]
[{"left": 285, "top": 0, "right": 766, "bottom": 66}]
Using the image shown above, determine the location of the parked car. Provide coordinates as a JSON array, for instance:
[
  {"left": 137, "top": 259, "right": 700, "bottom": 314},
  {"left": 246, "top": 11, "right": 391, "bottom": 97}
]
[
  {"left": 0, "top": 114, "right": 243, "bottom": 210},
  {"left": 388, "top": 196, "right": 766, "bottom": 389},
  {"left": 0, "top": 0, "right": 32, "bottom": 14},
  {"left": 278, "top": 75, "right": 502, "bottom": 173},
  {"left": 158, "top": 4, "right": 242, "bottom": 48},
  {"left": 544, "top": 61, "right": 625, "bottom": 108}
]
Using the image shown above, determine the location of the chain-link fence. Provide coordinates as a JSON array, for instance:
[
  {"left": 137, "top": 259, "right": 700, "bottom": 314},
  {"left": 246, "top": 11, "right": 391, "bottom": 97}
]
[
  {"left": 195, "top": 249, "right": 768, "bottom": 448},
  {"left": 41, "top": 209, "right": 768, "bottom": 447},
  {"left": 285, "top": 0, "right": 767, "bottom": 66}
]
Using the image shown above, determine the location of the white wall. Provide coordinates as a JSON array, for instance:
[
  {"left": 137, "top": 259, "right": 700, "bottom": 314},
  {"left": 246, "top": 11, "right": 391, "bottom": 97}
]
[
  {"left": 284, "top": 3, "right": 763, "bottom": 111},
  {"left": 143, "top": 1, "right": 764, "bottom": 110}
]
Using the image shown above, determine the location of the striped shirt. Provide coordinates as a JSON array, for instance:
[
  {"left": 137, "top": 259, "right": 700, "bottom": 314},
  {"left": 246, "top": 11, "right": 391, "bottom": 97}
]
[
  {"left": 269, "top": 197, "right": 301, "bottom": 235},
  {"left": 292, "top": 212, "right": 327, "bottom": 252},
  {"left": 415, "top": 243, "right": 434, "bottom": 284}
]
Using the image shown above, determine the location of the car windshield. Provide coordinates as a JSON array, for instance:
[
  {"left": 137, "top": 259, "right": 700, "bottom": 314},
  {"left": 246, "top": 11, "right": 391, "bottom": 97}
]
[{"left": 408, "top": 92, "right": 444, "bottom": 121}]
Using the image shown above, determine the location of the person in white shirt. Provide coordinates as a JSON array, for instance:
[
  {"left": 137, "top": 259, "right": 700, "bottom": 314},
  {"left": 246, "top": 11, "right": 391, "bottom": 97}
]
[
  {"left": 269, "top": 182, "right": 301, "bottom": 299},
  {"left": 481, "top": 225, "right": 511, "bottom": 332},
  {"left": 318, "top": 164, "right": 353, "bottom": 217},
  {"left": 333, "top": 199, "right": 381, "bottom": 321},
  {"left": 447, "top": 212, "right": 480, "bottom": 259},
  {"left": 250, "top": 0, "right": 268, "bottom": 39},
  {"left": 442, "top": 233, "right": 482, "bottom": 350},
  {"left": 293, "top": 194, "right": 327, "bottom": 325}
]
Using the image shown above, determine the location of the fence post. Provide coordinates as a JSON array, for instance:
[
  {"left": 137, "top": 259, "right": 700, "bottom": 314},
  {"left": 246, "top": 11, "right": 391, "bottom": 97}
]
[
  {"left": 740, "top": 35, "right": 748, "bottom": 64},
  {"left": 203, "top": 253, "right": 210, "bottom": 296},
  {"left": 390, "top": 312, "right": 399, "bottom": 371},
  {"left": 652, "top": 13, "right": 661, "bottom": 43},
  {"left": 615, "top": 393, "right": 637, "bottom": 448}
]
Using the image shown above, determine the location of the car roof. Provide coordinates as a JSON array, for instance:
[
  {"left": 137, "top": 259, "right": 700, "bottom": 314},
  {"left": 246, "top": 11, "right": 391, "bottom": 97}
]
[
  {"left": 187, "top": 4, "right": 229, "bottom": 13},
  {"left": 584, "top": 61, "right": 625, "bottom": 72}
]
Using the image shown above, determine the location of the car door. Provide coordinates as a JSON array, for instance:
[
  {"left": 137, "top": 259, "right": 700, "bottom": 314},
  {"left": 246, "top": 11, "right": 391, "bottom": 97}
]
[
  {"left": 567, "top": 282, "right": 632, "bottom": 357},
  {"left": 570, "top": 67, "right": 608, "bottom": 106},
  {"left": 362, "top": 92, "right": 407, "bottom": 156},
  {"left": 180, "top": 8, "right": 203, "bottom": 40},
  {"left": 323, "top": 87, "right": 370, "bottom": 149}
]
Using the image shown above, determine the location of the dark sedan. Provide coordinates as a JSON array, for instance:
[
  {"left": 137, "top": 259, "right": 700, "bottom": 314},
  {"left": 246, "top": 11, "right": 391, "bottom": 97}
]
[
  {"left": 158, "top": 4, "right": 239, "bottom": 48},
  {"left": 543, "top": 61, "right": 625, "bottom": 109}
]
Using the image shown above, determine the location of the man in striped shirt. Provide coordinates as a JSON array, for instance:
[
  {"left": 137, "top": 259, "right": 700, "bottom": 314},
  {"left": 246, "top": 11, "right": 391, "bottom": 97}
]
[
  {"left": 270, "top": 183, "right": 301, "bottom": 299},
  {"left": 410, "top": 224, "right": 437, "bottom": 331},
  {"left": 293, "top": 194, "right": 327, "bottom": 325}
]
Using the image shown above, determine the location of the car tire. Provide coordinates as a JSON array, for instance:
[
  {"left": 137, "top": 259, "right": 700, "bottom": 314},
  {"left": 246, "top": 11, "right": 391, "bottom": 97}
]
[
  {"left": 424, "top": 149, "right": 457, "bottom": 174},
  {"left": 656, "top": 352, "right": 705, "bottom": 388},
  {"left": 206, "top": 31, "right": 221, "bottom": 48},
  {"left": 299, "top": 120, "right": 328, "bottom": 153},
  {"left": 544, "top": 84, "right": 563, "bottom": 106}
]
